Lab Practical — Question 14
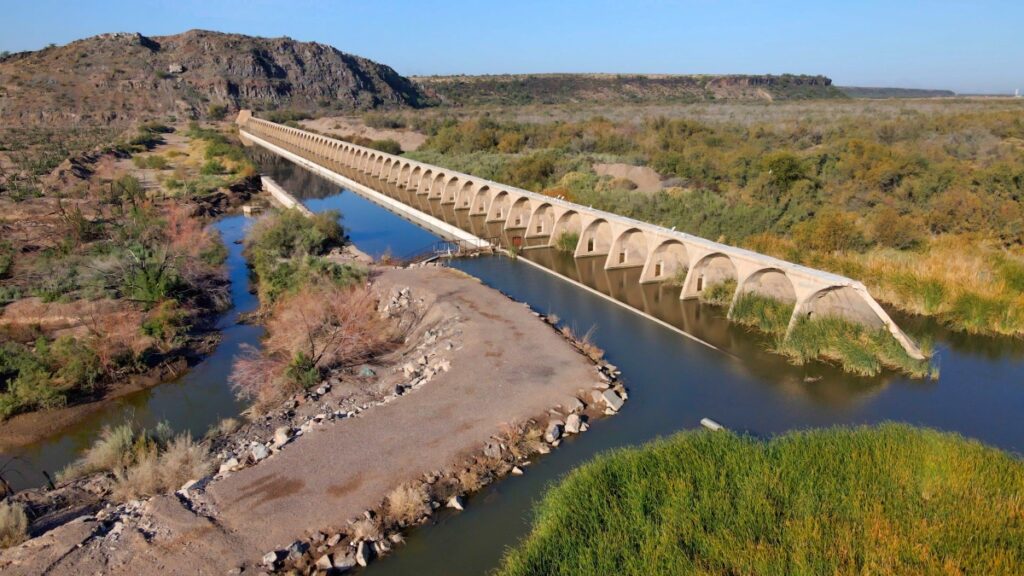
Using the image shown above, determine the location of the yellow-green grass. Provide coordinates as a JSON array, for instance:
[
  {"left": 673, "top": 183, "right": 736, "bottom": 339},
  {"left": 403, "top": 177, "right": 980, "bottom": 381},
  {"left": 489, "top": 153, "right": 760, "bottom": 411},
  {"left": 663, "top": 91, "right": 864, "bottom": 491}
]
[
  {"left": 698, "top": 279, "right": 737, "bottom": 307},
  {"left": 729, "top": 292, "right": 794, "bottom": 336},
  {"left": 779, "top": 315, "right": 934, "bottom": 378},
  {"left": 496, "top": 425, "right": 1024, "bottom": 576}
]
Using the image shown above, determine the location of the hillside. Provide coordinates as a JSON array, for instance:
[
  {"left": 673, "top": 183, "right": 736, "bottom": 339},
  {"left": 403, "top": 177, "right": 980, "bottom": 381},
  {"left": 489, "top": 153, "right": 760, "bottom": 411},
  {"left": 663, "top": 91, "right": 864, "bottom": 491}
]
[
  {"left": 412, "top": 73, "right": 845, "bottom": 106},
  {"left": 0, "top": 30, "right": 428, "bottom": 127},
  {"left": 839, "top": 86, "right": 956, "bottom": 99}
]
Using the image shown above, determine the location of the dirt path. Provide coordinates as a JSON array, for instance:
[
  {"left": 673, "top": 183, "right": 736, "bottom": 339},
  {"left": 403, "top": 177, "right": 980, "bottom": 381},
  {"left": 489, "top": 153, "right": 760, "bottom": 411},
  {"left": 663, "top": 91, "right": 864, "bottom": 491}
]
[{"left": 1, "top": 266, "right": 599, "bottom": 575}]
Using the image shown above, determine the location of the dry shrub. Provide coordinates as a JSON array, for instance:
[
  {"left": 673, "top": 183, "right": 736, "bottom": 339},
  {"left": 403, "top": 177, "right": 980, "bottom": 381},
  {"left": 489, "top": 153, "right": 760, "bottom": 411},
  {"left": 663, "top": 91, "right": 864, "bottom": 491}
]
[
  {"left": 232, "top": 283, "right": 396, "bottom": 409},
  {"left": 61, "top": 422, "right": 136, "bottom": 480},
  {"left": 349, "top": 517, "right": 382, "bottom": 542},
  {"left": 112, "top": 434, "right": 211, "bottom": 500},
  {"left": 384, "top": 483, "right": 430, "bottom": 527},
  {"left": 229, "top": 344, "right": 290, "bottom": 408},
  {"left": 0, "top": 501, "right": 28, "bottom": 548},
  {"left": 455, "top": 466, "right": 486, "bottom": 493},
  {"left": 83, "top": 308, "right": 151, "bottom": 373},
  {"left": 265, "top": 283, "right": 395, "bottom": 369},
  {"left": 559, "top": 325, "right": 604, "bottom": 361},
  {"left": 499, "top": 421, "right": 543, "bottom": 460}
]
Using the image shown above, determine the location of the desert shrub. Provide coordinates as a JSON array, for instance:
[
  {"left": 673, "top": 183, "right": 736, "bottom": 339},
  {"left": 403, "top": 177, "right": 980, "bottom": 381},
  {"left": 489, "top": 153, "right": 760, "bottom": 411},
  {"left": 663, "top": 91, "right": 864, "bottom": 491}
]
[
  {"left": 111, "top": 433, "right": 211, "bottom": 500},
  {"left": 207, "top": 104, "right": 228, "bottom": 120},
  {"left": 0, "top": 501, "right": 28, "bottom": 548},
  {"left": 497, "top": 425, "right": 1024, "bottom": 576},
  {"left": 792, "top": 212, "right": 866, "bottom": 253},
  {"left": 60, "top": 422, "right": 136, "bottom": 478},
  {"left": 384, "top": 483, "right": 430, "bottom": 527},
  {"left": 132, "top": 154, "right": 168, "bottom": 170},
  {"left": 231, "top": 283, "right": 395, "bottom": 409},
  {"left": 61, "top": 422, "right": 210, "bottom": 499},
  {"left": 369, "top": 139, "right": 403, "bottom": 155},
  {"left": 363, "top": 112, "right": 407, "bottom": 129},
  {"left": 868, "top": 207, "right": 925, "bottom": 249},
  {"left": 0, "top": 242, "right": 13, "bottom": 279}
]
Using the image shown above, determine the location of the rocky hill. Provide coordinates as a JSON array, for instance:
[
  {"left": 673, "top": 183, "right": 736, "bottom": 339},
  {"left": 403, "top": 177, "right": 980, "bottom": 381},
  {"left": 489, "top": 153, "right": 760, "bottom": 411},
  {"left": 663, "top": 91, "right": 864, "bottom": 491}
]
[
  {"left": 412, "top": 73, "right": 845, "bottom": 106},
  {"left": 0, "top": 30, "right": 428, "bottom": 127}
]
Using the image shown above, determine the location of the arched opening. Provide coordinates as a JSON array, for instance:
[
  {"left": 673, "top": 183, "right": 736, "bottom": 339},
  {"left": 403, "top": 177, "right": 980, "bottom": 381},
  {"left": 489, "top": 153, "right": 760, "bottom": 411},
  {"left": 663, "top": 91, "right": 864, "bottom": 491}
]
[
  {"left": 442, "top": 178, "right": 462, "bottom": 204},
  {"left": 551, "top": 211, "right": 582, "bottom": 252},
  {"left": 608, "top": 228, "right": 649, "bottom": 268},
  {"left": 506, "top": 197, "right": 532, "bottom": 229},
  {"left": 642, "top": 240, "right": 690, "bottom": 283},
  {"left": 471, "top": 186, "right": 492, "bottom": 215},
  {"left": 417, "top": 170, "right": 434, "bottom": 194},
  {"left": 739, "top": 268, "right": 797, "bottom": 304},
  {"left": 800, "top": 286, "right": 884, "bottom": 329},
  {"left": 686, "top": 253, "right": 738, "bottom": 304},
  {"left": 407, "top": 166, "right": 422, "bottom": 190},
  {"left": 527, "top": 204, "right": 555, "bottom": 237},
  {"left": 456, "top": 181, "right": 476, "bottom": 209},
  {"left": 429, "top": 174, "right": 448, "bottom": 198},
  {"left": 579, "top": 219, "right": 612, "bottom": 256},
  {"left": 399, "top": 164, "right": 412, "bottom": 186},
  {"left": 487, "top": 191, "right": 511, "bottom": 222}
]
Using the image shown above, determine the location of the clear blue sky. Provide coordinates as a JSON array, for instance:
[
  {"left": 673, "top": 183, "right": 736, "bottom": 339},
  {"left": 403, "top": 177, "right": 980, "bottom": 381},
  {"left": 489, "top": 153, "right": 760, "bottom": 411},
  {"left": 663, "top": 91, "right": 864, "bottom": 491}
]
[{"left": 2, "top": 0, "right": 1021, "bottom": 94}]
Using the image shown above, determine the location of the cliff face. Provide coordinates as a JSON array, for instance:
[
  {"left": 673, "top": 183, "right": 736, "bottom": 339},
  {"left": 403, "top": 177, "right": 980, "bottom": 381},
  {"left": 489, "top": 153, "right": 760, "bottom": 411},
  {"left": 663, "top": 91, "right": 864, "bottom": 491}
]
[
  {"left": 413, "top": 73, "right": 845, "bottom": 106},
  {"left": 0, "top": 30, "right": 427, "bottom": 127}
]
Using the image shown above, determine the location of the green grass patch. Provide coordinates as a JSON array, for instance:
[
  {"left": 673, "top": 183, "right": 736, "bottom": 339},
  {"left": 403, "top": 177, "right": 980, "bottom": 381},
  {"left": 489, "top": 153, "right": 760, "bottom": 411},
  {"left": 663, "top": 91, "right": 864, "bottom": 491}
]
[
  {"left": 730, "top": 292, "right": 794, "bottom": 336},
  {"left": 698, "top": 278, "right": 737, "bottom": 306},
  {"left": 497, "top": 425, "right": 1024, "bottom": 576},
  {"left": 554, "top": 231, "right": 579, "bottom": 254},
  {"left": 779, "top": 315, "right": 933, "bottom": 378}
]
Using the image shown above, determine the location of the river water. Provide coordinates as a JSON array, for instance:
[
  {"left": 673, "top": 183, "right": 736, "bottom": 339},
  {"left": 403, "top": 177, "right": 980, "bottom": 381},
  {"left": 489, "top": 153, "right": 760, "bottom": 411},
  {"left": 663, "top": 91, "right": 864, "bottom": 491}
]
[
  {"left": 256, "top": 153, "right": 1024, "bottom": 575},
  {"left": 1, "top": 216, "right": 256, "bottom": 491},
  {"left": 4, "top": 149, "right": 1022, "bottom": 574}
]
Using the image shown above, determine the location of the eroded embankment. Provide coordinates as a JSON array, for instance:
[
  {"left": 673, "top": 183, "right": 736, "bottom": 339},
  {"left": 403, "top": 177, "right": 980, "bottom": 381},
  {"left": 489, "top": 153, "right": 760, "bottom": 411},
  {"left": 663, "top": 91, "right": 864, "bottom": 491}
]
[{"left": 0, "top": 264, "right": 625, "bottom": 575}]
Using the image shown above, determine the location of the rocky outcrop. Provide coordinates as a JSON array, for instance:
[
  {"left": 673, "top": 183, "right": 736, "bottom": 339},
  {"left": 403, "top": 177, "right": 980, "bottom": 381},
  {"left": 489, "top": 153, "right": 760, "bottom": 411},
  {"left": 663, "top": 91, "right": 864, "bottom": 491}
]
[{"left": 0, "top": 30, "right": 428, "bottom": 128}]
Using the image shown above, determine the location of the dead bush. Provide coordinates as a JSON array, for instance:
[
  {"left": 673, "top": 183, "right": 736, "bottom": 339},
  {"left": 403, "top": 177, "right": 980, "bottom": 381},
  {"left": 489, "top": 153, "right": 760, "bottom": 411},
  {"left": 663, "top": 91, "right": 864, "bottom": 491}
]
[
  {"left": 111, "top": 433, "right": 211, "bottom": 500},
  {"left": 384, "top": 483, "right": 430, "bottom": 527},
  {"left": 349, "top": 516, "right": 382, "bottom": 542},
  {"left": 0, "top": 500, "right": 28, "bottom": 548},
  {"left": 231, "top": 283, "right": 397, "bottom": 410}
]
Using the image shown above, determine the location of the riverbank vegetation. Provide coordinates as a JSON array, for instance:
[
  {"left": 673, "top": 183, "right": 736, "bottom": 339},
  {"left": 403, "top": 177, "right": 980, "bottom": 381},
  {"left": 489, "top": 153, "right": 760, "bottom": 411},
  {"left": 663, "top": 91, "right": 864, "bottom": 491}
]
[
  {"left": 497, "top": 424, "right": 1024, "bottom": 576},
  {"left": 0, "top": 122, "right": 256, "bottom": 421},
  {"left": 234, "top": 209, "right": 382, "bottom": 410},
  {"left": 59, "top": 421, "right": 211, "bottom": 501},
  {"left": 389, "top": 99, "right": 1024, "bottom": 338},
  {"left": 243, "top": 208, "right": 364, "bottom": 304}
]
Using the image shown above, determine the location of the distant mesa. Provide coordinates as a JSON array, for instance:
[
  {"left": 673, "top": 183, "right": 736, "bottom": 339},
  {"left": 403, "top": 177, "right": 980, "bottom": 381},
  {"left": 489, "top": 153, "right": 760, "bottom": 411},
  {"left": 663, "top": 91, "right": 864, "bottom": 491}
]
[
  {"left": 838, "top": 86, "right": 957, "bottom": 99},
  {"left": 412, "top": 73, "right": 845, "bottom": 105}
]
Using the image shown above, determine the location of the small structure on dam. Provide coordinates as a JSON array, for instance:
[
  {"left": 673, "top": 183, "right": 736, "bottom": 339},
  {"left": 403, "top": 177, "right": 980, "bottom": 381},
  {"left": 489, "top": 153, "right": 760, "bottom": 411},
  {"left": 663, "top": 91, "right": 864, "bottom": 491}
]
[{"left": 237, "top": 112, "right": 924, "bottom": 360}]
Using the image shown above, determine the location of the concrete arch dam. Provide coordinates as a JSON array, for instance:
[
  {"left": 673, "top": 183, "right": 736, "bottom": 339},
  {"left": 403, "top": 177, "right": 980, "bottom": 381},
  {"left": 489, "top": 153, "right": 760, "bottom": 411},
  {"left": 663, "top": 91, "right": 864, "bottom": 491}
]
[{"left": 236, "top": 112, "right": 924, "bottom": 360}]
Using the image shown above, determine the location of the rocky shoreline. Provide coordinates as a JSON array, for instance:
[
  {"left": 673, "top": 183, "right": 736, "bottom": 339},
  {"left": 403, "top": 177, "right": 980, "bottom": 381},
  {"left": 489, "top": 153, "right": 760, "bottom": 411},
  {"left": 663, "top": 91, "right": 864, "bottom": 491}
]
[{"left": 0, "top": 262, "right": 626, "bottom": 575}]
